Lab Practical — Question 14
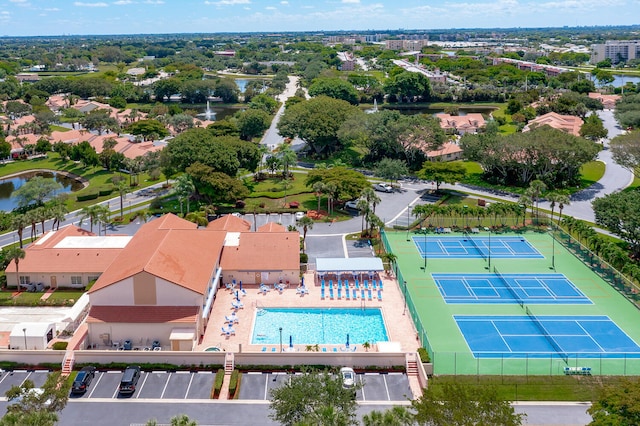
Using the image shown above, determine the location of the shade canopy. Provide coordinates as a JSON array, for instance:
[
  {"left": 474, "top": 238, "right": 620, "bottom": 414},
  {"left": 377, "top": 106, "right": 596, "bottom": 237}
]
[{"left": 316, "top": 258, "right": 384, "bottom": 274}]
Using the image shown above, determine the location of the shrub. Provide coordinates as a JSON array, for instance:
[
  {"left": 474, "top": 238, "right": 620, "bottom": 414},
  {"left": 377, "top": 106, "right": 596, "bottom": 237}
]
[
  {"left": 235, "top": 200, "right": 246, "bottom": 208},
  {"left": 212, "top": 368, "right": 224, "bottom": 398},
  {"left": 300, "top": 253, "right": 308, "bottom": 263},
  {"left": 98, "top": 186, "right": 114, "bottom": 196},
  {"left": 52, "top": 341, "right": 68, "bottom": 350},
  {"left": 228, "top": 369, "right": 239, "bottom": 398},
  {"left": 418, "top": 347, "right": 430, "bottom": 363},
  {"left": 76, "top": 192, "right": 99, "bottom": 202}
]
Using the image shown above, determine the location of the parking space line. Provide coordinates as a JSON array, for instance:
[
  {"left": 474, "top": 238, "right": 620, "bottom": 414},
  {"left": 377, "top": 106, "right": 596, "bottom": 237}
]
[
  {"left": 136, "top": 373, "right": 149, "bottom": 399},
  {"left": 87, "top": 372, "right": 104, "bottom": 398},
  {"left": 160, "top": 373, "right": 172, "bottom": 399},
  {"left": 383, "top": 375, "right": 391, "bottom": 401},
  {"left": 359, "top": 375, "right": 366, "bottom": 401},
  {"left": 184, "top": 373, "right": 195, "bottom": 399},
  {"left": 20, "top": 371, "right": 32, "bottom": 386},
  {"left": 263, "top": 374, "right": 269, "bottom": 400},
  {"left": 0, "top": 373, "right": 9, "bottom": 385}
]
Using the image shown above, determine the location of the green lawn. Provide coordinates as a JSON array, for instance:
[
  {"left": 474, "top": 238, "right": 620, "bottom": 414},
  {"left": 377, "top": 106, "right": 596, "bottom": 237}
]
[
  {"left": 0, "top": 288, "right": 83, "bottom": 306},
  {"left": 49, "top": 125, "right": 71, "bottom": 132},
  {"left": 244, "top": 172, "right": 312, "bottom": 199},
  {"left": 579, "top": 161, "right": 606, "bottom": 186},
  {"left": 429, "top": 375, "right": 616, "bottom": 401}
]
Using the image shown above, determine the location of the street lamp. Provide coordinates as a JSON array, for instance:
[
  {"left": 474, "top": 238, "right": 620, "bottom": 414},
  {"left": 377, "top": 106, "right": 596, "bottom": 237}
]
[
  {"left": 279, "top": 327, "right": 283, "bottom": 353},
  {"left": 549, "top": 226, "right": 556, "bottom": 271},
  {"left": 22, "top": 327, "right": 27, "bottom": 350}
]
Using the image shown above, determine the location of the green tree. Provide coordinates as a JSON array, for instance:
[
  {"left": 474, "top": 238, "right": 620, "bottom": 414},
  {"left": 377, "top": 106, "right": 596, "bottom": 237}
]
[
  {"left": 277, "top": 96, "right": 360, "bottom": 156},
  {"left": 610, "top": 130, "right": 640, "bottom": 179},
  {"left": 527, "top": 179, "right": 547, "bottom": 223},
  {"left": 417, "top": 161, "right": 466, "bottom": 190},
  {"left": 593, "top": 190, "right": 640, "bottom": 257},
  {"left": 305, "top": 166, "right": 370, "bottom": 202},
  {"left": 13, "top": 176, "right": 62, "bottom": 208},
  {"left": 376, "top": 158, "right": 409, "bottom": 183},
  {"left": 81, "top": 109, "right": 119, "bottom": 135},
  {"left": 269, "top": 367, "right": 359, "bottom": 426},
  {"left": 298, "top": 216, "right": 314, "bottom": 253},
  {"left": 186, "top": 162, "right": 249, "bottom": 204},
  {"left": 278, "top": 144, "right": 297, "bottom": 178},
  {"left": 126, "top": 119, "right": 169, "bottom": 141},
  {"left": 588, "top": 377, "right": 640, "bottom": 425},
  {"left": 249, "top": 93, "right": 279, "bottom": 114},
  {"left": 580, "top": 114, "right": 608, "bottom": 141},
  {"left": 412, "top": 382, "right": 524, "bottom": 426},
  {"left": 114, "top": 178, "right": 129, "bottom": 219},
  {"left": 0, "top": 139, "right": 12, "bottom": 160},
  {"left": 3, "top": 246, "right": 25, "bottom": 290},
  {"left": 308, "top": 77, "right": 359, "bottom": 105},
  {"left": 80, "top": 204, "right": 110, "bottom": 233},
  {"left": 2, "top": 371, "right": 70, "bottom": 426},
  {"left": 236, "top": 108, "right": 271, "bottom": 141},
  {"left": 362, "top": 406, "right": 414, "bottom": 426},
  {"left": 384, "top": 70, "right": 432, "bottom": 103},
  {"left": 175, "top": 174, "right": 195, "bottom": 215}
]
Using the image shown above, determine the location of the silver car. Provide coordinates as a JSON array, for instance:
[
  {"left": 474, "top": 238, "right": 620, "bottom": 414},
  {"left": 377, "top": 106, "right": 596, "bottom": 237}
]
[{"left": 340, "top": 367, "right": 356, "bottom": 389}]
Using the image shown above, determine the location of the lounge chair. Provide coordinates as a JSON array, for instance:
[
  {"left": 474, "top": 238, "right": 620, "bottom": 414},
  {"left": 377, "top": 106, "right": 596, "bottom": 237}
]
[
  {"left": 372, "top": 280, "right": 377, "bottom": 290},
  {"left": 361, "top": 289, "right": 365, "bottom": 299},
  {"left": 352, "top": 288, "right": 357, "bottom": 299},
  {"left": 377, "top": 290, "right": 382, "bottom": 301},
  {"left": 363, "top": 279, "right": 368, "bottom": 289},
  {"left": 296, "top": 285, "right": 308, "bottom": 295},
  {"left": 321, "top": 287, "right": 325, "bottom": 299},
  {"left": 368, "top": 289, "right": 373, "bottom": 301},
  {"left": 231, "top": 300, "right": 244, "bottom": 309},
  {"left": 345, "top": 288, "right": 350, "bottom": 300},
  {"left": 329, "top": 287, "right": 334, "bottom": 299},
  {"left": 271, "top": 347, "right": 277, "bottom": 352},
  {"left": 261, "top": 347, "right": 267, "bottom": 352},
  {"left": 225, "top": 314, "right": 239, "bottom": 323},
  {"left": 337, "top": 287, "right": 342, "bottom": 299},
  {"left": 355, "top": 279, "right": 359, "bottom": 289},
  {"left": 379, "top": 280, "right": 383, "bottom": 290},
  {"left": 322, "top": 347, "right": 327, "bottom": 352}
]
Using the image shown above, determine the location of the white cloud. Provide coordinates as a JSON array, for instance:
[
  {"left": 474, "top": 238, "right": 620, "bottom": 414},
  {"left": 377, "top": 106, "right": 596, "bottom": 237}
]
[
  {"left": 265, "top": 6, "right": 276, "bottom": 10},
  {"left": 342, "top": 0, "right": 361, "bottom": 3},
  {"left": 280, "top": 0, "right": 289, "bottom": 4},
  {"left": 143, "top": 0, "right": 164, "bottom": 3},
  {"left": 74, "top": 2, "right": 109, "bottom": 7},
  {"left": 44, "top": 8, "right": 60, "bottom": 11},
  {"left": 114, "top": 0, "right": 134, "bottom": 4},
  {"left": 210, "top": 0, "right": 251, "bottom": 4},
  {"left": 9, "top": 0, "right": 27, "bottom": 3}
]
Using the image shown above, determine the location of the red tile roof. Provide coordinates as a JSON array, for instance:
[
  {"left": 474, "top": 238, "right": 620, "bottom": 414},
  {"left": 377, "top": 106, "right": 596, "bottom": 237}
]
[
  {"left": 87, "top": 305, "right": 199, "bottom": 324},
  {"left": 257, "top": 222, "right": 287, "bottom": 232},
  {"left": 206, "top": 214, "right": 251, "bottom": 232},
  {"left": 89, "top": 214, "right": 226, "bottom": 295},
  {"left": 221, "top": 232, "right": 299, "bottom": 272}
]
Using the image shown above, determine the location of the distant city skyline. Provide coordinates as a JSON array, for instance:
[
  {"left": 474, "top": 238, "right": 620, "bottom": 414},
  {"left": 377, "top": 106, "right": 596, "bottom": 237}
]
[{"left": 0, "top": 0, "right": 638, "bottom": 37}]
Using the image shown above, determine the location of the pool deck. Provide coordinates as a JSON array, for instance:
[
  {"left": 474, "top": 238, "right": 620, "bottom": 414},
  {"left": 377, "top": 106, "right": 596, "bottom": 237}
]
[{"left": 198, "top": 271, "right": 420, "bottom": 355}]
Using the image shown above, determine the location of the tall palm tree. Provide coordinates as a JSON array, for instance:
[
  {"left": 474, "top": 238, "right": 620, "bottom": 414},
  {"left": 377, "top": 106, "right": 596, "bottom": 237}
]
[
  {"left": 114, "top": 179, "right": 129, "bottom": 219},
  {"left": 174, "top": 174, "right": 195, "bottom": 216},
  {"left": 312, "top": 181, "right": 325, "bottom": 213},
  {"left": 4, "top": 246, "right": 26, "bottom": 290},
  {"left": 527, "top": 179, "right": 547, "bottom": 223},
  {"left": 297, "top": 216, "right": 314, "bottom": 253},
  {"left": 11, "top": 213, "right": 29, "bottom": 248},
  {"left": 357, "top": 198, "right": 371, "bottom": 233},
  {"left": 518, "top": 193, "right": 533, "bottom": 227},
  {"left": 361, "top": 187, "right": 381, "bottom": 214},
  {"left": 556, "top": 194, "right": 570, "bottom": 225},
  {"left": 80, "top": 204, "right": 109, "bottom": 233},
  {"left": 278, "top": 144, "right": 297, "bottom": 179}
]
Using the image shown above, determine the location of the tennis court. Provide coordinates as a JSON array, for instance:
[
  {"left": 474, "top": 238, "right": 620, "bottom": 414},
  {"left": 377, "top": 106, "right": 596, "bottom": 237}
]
[
  {"left": 455, "top": 315, "right": 640, "bottom": 359},
  {"left": 433, "top": 273, "right": 591, "bottom": 305},
  {"left": 412, "top": 235, "right": 543, "bottom": 259}
]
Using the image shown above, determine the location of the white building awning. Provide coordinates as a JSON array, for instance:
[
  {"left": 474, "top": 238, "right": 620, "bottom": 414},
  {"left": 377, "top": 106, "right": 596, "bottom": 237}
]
[
  {"left": 169, "top": 328, "right": 196, "bottom": 341},
  {"left": 316, "top": 257, "right": 384, "bottom": 273}
]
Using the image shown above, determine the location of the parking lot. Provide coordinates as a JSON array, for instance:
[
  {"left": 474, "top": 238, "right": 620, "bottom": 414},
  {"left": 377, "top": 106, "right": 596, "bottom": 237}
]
[
  {"left": 1, "top": 370, "right": 410, "bottom": 402},
  {"left": 238, "top": 372, "right": 412, "bottom": 402}
]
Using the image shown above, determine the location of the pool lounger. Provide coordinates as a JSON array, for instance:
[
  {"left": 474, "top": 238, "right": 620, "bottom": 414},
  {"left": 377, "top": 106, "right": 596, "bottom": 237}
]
[{"left": 352, "top": 289, "right": 357, "bottom": 299}]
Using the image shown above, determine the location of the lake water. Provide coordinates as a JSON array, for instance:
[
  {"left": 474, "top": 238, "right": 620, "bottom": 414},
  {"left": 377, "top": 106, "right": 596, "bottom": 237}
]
[
  {"left": 609, "top": 74, "right": 640, "bottom": 88},
  {"left": 0, "top": 171, "right": 83, "bottom": 212}
]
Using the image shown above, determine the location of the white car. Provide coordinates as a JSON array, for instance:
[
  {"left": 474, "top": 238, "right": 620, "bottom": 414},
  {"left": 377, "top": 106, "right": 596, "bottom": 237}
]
[
  {"left": 295, "top": 211, "right": 306, "bottom": 220},
  {"left": 345, "top": 200, "right": 359, "bottom": 210},
  {"left": 374, "top": 183, "right": 393, "bottom": 193},
  {"left": 340, "top": 367, "right": 356, "bottom": 389}
]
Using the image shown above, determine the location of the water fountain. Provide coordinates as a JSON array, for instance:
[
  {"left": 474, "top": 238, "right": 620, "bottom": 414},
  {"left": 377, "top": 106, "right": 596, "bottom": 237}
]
[
  {"left": 199, "top": 100, "right": 216, "bottom": 121},
  {"left": 366, "top": 99, "right": 379, "bottom": 114}
]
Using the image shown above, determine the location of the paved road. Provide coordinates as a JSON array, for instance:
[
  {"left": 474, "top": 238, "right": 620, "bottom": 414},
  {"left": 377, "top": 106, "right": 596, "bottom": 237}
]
[{"left": 260, "top": 75, "right": 306, "bottom": 153}]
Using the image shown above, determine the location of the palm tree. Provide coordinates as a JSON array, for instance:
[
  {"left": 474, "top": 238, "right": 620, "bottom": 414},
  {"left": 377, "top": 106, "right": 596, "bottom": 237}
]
[
  {"left": 4, "top": 246, "right": 26, "bottom": 290},
  {"left": 11, "top": 213, "right": 29, "bottom": 248},
  {"left": 357, "top": 198, "right": 371, "bottom": 233},
  {"left": 278, "top": 144, "right": 297, "bottom": 179},
  {"left": 297, "top": 216, "right": 314, "bottom": 253},
  {"left": 312, "top": 181, "right": 325, "bottom": 213},
  {"left": 80, "top": 205, "right": 109, "bottom": 233},
  {"left": 50, "top": 204, "right": 67, "bottom": 231},
  {"left": 518, "top": 193, "right": 533, "bottom": 227},
  {"left": 34, "top": 206, "right": 49, "bottom": 235},
  {"left": 174, "top": 174, "right": 195, "bottom": 216},
  {"left": 361, "top": 187, "right": 381, "bottom": 214},
  {"left": 556, "top": 194, "right": 570, "bottom": 225},
  {"left": 527, "top": 179, "right": 547, "bottom": 223},
  {"left": 114, "top": 179, "right": 129, "bottom": 219}
]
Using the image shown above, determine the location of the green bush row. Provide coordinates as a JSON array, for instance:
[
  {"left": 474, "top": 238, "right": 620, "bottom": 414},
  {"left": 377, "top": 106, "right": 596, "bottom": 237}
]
[
  {"left": 418, "top": 348, "right": 430, "bottom": 363},
  {"left": 52, "top": 342, "right": 68, "bottom": 351},
  {"left": 212, "top": 369, "right": 225, "bottom": 398},
  {"left": 228, "top": 369, "right": 239, "bottom": 398},
  {"left": 76, "top": 192, "right": 99, "bottom": 202}
]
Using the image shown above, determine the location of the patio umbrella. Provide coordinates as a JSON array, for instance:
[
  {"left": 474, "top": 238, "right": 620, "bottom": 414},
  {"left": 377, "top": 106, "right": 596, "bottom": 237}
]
[
  {"left": 301, "top": 276, "right": 304, "bottom": 286},
  {"left": 346, "top": 333, "right": 350, "bottom": 348},
  {"left": 239, "top": 281, "right": 243, "bottom": 291},
  {"left": 289, "top": 335, "right": 293, "bottom": 348},
  {"left": 235, "top": 291, "right": 240, "bottom": 302}
]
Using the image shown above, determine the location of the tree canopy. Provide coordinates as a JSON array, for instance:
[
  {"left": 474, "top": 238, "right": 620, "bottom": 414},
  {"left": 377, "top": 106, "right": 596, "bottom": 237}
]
[
  {"left": 460, "top": 126, "right": 600, "bottom": 188},
  {"left": 588, "top": 377, "right": 640, "bottom": 425},
  {"left": 305, "top": 166, "right": 369, "bottom": 202},
  {"left": 308, "top": 77, "right": 359, "bottom": 105},
  {"left": 277, "top": 95, "right": 360, "bottom": 157},
  {"left": 12, "top": 176, "right": 62, "bottom": 208},
  {"left": 610, "top": 130, "right": 640, "bottom": 178},
  {"left": 592, "top": 189, "right": 640, "bottom": 258},
  {"left": 418, "top": 161, "right": 467, "bottom": 190}
]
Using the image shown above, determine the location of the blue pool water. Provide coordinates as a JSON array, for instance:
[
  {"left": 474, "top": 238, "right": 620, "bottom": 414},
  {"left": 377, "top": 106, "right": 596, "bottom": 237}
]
[{"left": 251, "top": 308, "right": 388, "bottom": 345}]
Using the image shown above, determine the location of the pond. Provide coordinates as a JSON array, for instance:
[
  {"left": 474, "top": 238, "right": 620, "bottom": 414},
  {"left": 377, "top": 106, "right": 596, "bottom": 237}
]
[{"left": 0, "top": 171, "right": 84, "bottom": 212}]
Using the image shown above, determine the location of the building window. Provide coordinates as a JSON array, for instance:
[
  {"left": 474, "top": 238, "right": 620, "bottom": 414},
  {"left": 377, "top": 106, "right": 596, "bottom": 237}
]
[
  {"left": 88, "top": 276, "right": 99, "bottom": 283},
  {"left": 71, "top": 276, "right": 83, "bottom": 286},
  {"left": 19, "top": 276, "right": 31, "bottom": 285}
]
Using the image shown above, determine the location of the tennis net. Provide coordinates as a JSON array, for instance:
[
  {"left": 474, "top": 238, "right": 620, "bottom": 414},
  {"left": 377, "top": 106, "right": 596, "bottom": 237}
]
[
  {"left": 493, "top": 266, "right": 523, "bottom": 307},
  {"left": 466, "top": 233, "right": 487, "bottom": 261},
  {"left": 526, "top": 306, "right": 568, "bottom": 363}
]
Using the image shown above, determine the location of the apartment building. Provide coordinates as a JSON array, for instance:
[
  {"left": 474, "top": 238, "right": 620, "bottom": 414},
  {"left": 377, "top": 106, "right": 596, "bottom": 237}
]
[{"left": 590, "top": 40, "right": 640, "bottom": 64}]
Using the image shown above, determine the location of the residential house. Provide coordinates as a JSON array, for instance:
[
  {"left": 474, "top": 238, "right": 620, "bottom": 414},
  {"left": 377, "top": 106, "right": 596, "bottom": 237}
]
[
  {"left": 436, "top": 113, "right": 486, "bottom": 134},
  {"left": 522, "top": 112, "right": 583, "bottom": 137},
  {"left": 588, "top": 92, "right": 621, "bottom": 110},
  {"left": 426, "top": 142, "right": 463, "bottom": 162}
]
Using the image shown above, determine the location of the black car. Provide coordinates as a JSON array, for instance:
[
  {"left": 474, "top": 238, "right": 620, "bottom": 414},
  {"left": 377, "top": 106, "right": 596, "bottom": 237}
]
[
  {"left": 118, "top": 366, "right": 141, "bottom": 395},
  {"left": 71, "top": 366, "right": 96, "bottom": 394}
]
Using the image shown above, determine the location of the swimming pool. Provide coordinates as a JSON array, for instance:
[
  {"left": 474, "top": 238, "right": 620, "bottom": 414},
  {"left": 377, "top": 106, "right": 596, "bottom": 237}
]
[{"left": 251, "top": 308, "right": 388, "bottom": 345}]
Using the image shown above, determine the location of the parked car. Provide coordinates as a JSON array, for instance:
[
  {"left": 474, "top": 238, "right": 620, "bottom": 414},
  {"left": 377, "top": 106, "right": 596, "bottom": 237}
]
[
  {"left": 295, "top": 211, "right": 306, "bottom": 220},
  {"left": 340, "top": 367, "right": 356, "bottom": 389},
  {"left": 345, "top": 200, "right": 360, "bottom": 210},
  {"left": 118, "top": 366, "right": 141, "bottom": 395},
  {"left": 374, "top": 183, "right": 393, "bottom": 193},
  {"left": 71, "top": 366, "right": 96, "bottom": 395}
]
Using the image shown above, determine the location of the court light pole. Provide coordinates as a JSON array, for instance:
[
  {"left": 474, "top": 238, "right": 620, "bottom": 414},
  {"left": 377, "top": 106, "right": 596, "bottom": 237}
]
[
  {"left": 549, "top": 226, "right": 556, "bottom": 271},
  {"left": 488, "top": 228, "right": 492, "bottom": 270},
  {"left": 403, "top": 280, "right": 407, "bottom": 314},
  {"left": 22, "top": 327, "right": 27, "bottom": 350},
  {"left": 279, "top": 327, "right": 283, "bottom": 353},
  {"left": 406, "top": 205, "right": 411, "bottom": 241}
]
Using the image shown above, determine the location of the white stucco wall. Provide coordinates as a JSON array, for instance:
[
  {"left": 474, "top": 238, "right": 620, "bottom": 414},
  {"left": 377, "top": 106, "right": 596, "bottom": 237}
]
[{"left": 90, "top": 276, "right": 204, "bottom": 307}]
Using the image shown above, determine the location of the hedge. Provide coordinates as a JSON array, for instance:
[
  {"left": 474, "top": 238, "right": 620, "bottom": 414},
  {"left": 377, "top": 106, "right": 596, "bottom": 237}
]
[
  {"left": 418, "top": 347, "right": 430, "bottom": 363},
  {"left": 98, "top": 186, "right": 114, "bottom": 196},
  {"left": 52, "top": 341, "right": 68, "bottom": 350},
  {"left": 228, "top": 369, "right": 239, "bottom": 398},
  {"left": 76, "top": 192, "right": 99, "bottom": 202},
  {"left": 212, "top": 368, "right": 224, "bottom": 398}
]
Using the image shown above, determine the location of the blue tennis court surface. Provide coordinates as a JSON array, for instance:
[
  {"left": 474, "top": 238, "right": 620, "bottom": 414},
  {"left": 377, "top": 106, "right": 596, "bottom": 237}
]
[
  {"left": 433, "top": 273, "right": 591, "bottom": 305},
  {"left": 412, "top": 236, "right": 543, "bottom": 259},
  {"left": 455, "top": 315, "right": 640, "bottom": 359}
]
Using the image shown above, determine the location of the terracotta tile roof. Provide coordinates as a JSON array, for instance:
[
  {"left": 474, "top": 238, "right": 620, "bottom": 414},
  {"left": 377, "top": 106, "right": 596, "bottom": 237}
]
[
  {"left": 221, "top": 231, "right": 299, "bottom": 272},
  {"left": 5, "top": 226, "right": 123, "bottom": 274},
  {"left": 206, "top": 214, "right": 251, "bottom": 232},
  {"left": 257, "top": 222, "right": 287, "bottom": 232},
  {"left": 87, "top": 305, "right": 199, "bottom": 324},
  {"left": 588, "top": 92, "right": 621, "bottom": 109},
  {"left": 523, "top": 112, "right": 583, "bottom": 137},
  {"left": 426, "top": 142, "right": 463, "bottom": 158},
  {"left": 89, "top": 214, "right": 226, "bottom": 295},
  {"left": 436, "top": 113, "right": 486, "bottom": 132}
]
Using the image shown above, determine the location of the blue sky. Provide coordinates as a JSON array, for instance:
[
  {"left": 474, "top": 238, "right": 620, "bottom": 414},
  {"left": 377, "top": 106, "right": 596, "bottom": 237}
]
[{"left": 1, "top": 0, "right": 639, "bottom": 37}]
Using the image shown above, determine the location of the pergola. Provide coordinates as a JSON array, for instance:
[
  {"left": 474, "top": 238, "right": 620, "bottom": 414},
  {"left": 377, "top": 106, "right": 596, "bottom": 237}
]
[{"left": 315, "top": 257, "right": 384, "bottom": 281}]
